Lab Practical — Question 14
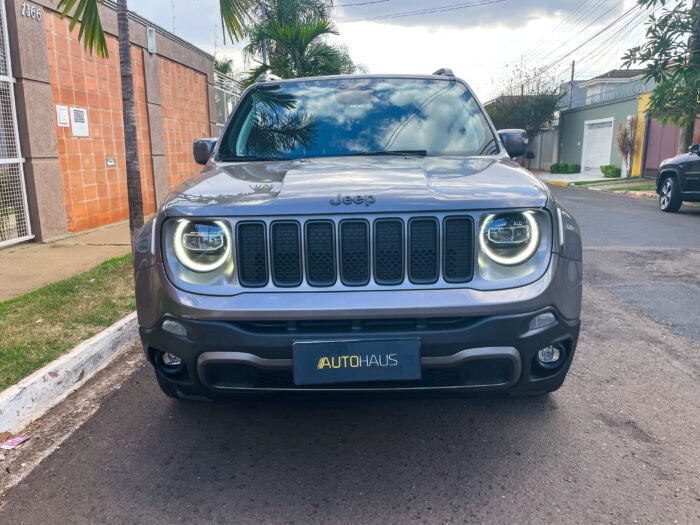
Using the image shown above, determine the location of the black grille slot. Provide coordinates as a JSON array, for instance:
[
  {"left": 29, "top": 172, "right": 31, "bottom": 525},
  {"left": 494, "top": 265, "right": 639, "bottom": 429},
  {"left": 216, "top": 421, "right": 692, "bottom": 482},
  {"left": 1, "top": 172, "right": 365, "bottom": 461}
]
[
  {"left": 443, "top": 217, "right": 474, "bottom": 283},
  {"left": 305, "top": 221, "right": 336, "bottom": 286},
  {"left": 237, "top": 222, "right": 268, "bottom": 287},
  {"left": 340, "top": 220, "right": 370, "bottom": 286},
  {"left": 271, "top": 221, "right": 302, "bottom": 287},
  {"left": 374, "top": 219, "right": 404, "bottom": 285},
  {"left": 409, "top": 218, "right": 439, "bottom": 284}
]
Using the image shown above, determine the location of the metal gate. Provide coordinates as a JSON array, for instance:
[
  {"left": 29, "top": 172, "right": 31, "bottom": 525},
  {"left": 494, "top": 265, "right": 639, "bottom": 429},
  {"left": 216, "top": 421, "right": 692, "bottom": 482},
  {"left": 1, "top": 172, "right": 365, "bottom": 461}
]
[
  {"left": 0, "top": 1, "right": 31, "bottom": 247},
  {"left": 214, "top": 70, "right": 240, "bottom": 135}
]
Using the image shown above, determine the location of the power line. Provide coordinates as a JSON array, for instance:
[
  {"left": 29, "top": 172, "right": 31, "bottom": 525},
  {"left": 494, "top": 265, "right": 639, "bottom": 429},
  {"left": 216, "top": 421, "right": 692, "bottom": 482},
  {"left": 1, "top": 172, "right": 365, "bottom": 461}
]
[
  {"left": 516, "top": 4, "right": 642, "bottom": 88},
  {"left": 342, "top": 0, "right": 506, "bottom": 23},
  {"left": 333, "top": 0, "right": 391, "bottom": 6},
  {"left": 520, "top": 0, "right": 628, "bottom": 67},
  {"left": 517, "top": 0, "right": 607, "bottom": 65}
]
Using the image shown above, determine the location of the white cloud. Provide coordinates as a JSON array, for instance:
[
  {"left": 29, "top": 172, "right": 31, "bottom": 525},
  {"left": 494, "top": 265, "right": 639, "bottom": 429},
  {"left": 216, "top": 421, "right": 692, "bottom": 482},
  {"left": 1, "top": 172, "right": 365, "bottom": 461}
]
[{"left": 129, "top": 0, "right": 647, "bottom": 102}]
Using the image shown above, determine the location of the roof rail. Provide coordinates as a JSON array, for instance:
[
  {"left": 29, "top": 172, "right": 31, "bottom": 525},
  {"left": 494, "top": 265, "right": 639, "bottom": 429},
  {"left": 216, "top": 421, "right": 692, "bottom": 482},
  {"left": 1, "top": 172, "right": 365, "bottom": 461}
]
[
  {"left": 257, "top": 71, "right": 282, "bottom": 83},
  {"left": 432, "top": 68, "right": 454, "bottom": 77}
]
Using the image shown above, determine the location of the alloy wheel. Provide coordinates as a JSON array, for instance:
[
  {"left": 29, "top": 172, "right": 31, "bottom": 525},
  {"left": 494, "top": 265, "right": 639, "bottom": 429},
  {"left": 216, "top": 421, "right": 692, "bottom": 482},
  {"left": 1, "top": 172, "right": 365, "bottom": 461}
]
[{"left": 660, "top": 179, "right": 672, "bottom": 209}]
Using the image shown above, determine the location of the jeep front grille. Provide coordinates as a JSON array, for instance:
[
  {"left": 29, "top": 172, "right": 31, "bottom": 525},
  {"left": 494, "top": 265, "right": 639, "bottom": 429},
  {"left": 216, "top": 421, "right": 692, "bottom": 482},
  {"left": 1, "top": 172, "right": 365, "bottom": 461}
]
[
  {"left": 305, "top": 221, "right": 336, "bottom": 286},
  {"left": 270, "top": 221, "right": 302, "bottom": 287},
  {"left": 374, "top": 219, "right": 403, "bottom": 285},
  {"left": 235, "top": 215, "right": 474, "bottom": 289},
  {"left": 236, "top": 222, "right": 268, "bottom": 287},
  {"left": 340, "top": 220, "right": 370, "bottom": 286}
]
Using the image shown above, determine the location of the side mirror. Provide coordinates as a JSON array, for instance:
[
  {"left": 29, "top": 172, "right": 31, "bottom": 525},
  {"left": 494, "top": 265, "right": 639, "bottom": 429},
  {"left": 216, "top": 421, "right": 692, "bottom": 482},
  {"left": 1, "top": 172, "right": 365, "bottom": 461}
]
[
  {"left": 690, "top": 144, "right": 700, "bottom": 156},
  {"left": 193, "top": 138, "right": 217, "bottom": 166},
  {"left": 498, "top": 129, "right": 529, "bottom": 158}
]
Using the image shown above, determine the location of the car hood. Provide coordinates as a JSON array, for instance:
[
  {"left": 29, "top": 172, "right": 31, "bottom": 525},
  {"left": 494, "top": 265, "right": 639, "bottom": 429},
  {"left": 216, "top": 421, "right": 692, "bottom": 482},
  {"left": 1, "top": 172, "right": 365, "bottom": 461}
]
[{"left": 163, "top": 156, "right": 549, "bottom": 217}]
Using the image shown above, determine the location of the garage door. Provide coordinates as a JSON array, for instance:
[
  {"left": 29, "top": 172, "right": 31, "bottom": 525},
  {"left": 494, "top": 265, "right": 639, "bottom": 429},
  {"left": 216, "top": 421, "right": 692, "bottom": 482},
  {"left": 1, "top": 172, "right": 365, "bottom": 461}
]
[{"left": 582, "top": 119, "right": 613, "bottom": 173}]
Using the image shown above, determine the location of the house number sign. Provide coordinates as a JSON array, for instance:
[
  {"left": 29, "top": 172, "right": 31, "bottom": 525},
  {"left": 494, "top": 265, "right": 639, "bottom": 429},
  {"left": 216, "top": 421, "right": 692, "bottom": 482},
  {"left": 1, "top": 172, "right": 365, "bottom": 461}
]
[{"left": 21, "top": 3, "right": 43, "bottom": 21}]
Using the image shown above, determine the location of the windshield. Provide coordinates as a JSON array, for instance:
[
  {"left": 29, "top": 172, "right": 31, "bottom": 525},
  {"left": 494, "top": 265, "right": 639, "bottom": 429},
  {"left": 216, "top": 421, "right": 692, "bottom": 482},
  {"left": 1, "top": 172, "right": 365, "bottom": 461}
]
[{"left": 217, "top": 77, "right": 499, "bottom": 161}]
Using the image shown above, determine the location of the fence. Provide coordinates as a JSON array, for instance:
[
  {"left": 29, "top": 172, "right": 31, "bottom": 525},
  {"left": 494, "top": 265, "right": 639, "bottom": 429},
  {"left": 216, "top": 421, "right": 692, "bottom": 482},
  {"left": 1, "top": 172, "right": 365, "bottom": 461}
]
[
  {"left": 568, "top": 80, "right": 647, "bottom": 110},
  {"left": 0, "top": 1, "right": 31, "bottom": 247},
  {"left": 214, "top": 70, "right": 241, "bottom": 135}
]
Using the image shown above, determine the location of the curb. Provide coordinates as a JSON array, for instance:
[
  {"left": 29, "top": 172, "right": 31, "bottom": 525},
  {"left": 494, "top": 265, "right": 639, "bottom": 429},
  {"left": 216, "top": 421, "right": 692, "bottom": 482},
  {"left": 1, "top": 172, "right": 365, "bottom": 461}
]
[
  {"left": 609, "top": 190, "right": 657, "bottom": 199},
  {"left": 0, "top": 312, "right": 138, "bottom": 434},
  {"left": 546, "top": 180, "right": 569, "bottom": 186}
]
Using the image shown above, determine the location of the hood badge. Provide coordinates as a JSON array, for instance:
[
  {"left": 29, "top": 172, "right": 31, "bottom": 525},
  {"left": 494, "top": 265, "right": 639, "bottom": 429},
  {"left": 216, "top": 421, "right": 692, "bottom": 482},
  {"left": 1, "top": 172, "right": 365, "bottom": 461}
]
[{"left": 331, "top": 194, "right": 376, "bottom": 207}]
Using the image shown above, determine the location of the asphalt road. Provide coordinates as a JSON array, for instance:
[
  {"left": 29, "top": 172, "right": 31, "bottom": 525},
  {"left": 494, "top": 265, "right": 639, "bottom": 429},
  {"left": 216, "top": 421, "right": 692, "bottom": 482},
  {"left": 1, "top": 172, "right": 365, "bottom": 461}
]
[{"left": 1, "top": 186, "right": 699, "bottom": 524}]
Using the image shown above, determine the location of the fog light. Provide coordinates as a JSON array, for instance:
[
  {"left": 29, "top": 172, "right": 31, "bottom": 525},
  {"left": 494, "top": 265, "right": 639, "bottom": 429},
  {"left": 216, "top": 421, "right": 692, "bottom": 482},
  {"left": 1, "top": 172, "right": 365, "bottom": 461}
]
[
  {"left": 529, "top": 312, "right": 556, "bottom": 331},
  {"left": 537, "top": 345, "right": 562, "bottom": 364},
  {"left": 162, "top": 319, "right": 187, "bottom": 336},
  {"left": 161, "top": 352, "right": 182, "bottom": 367}
]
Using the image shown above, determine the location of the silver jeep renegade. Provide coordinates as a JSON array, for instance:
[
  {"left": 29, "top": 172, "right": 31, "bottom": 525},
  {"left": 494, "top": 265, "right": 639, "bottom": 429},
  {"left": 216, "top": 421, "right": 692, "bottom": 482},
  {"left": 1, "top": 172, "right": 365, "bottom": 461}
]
[{"left": 133, "top": 71, "right": 582, "bottom": 399}]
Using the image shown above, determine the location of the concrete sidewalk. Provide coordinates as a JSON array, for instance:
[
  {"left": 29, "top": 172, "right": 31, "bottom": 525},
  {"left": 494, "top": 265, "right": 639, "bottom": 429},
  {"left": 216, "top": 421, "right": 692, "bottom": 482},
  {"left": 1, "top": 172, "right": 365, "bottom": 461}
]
[{"left": 0, "top": 221, "right": 132, "bottom": 302}]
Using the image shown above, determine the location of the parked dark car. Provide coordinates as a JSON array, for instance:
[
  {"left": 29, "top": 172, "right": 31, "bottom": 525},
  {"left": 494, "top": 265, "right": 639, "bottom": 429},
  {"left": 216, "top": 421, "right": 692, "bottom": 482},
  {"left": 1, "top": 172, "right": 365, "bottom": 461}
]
[
  {"left": 656, "top": 145, "right": 700, "bottom": 212},
  {"left": 133, "top": 70, "right": 582, "bottom": 400}
]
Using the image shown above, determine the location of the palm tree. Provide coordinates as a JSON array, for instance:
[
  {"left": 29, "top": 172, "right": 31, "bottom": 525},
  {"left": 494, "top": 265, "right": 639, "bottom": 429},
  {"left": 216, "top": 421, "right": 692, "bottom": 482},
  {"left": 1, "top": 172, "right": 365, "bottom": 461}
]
[
  {"left": 243, "top": 19, "right": 345, "bottom": 85},
  {"left": 243, "top": 0, "right": 361, "bottom": 85},
  {"left": 53, "top": 0, "right": 253, "bottom": 246}
]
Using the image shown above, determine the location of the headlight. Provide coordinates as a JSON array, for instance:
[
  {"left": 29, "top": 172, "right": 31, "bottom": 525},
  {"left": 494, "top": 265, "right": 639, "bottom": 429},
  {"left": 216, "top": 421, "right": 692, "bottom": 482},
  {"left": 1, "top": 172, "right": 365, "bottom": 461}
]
[
  {"left": 173, "top": 220, "right": 231, "bottom": 272},
  {"left": 479, "top": 211, "right": 540, "bottom": 266}
]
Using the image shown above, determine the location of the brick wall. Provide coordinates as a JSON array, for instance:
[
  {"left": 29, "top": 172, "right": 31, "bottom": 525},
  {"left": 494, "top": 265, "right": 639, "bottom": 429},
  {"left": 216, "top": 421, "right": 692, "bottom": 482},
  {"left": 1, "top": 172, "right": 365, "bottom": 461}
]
[
  {"left": 45, "top": 12, "right": 156, "bottom": 232},
  {"left": 159, "top": 56, "right": 209, "bottom": 188}
]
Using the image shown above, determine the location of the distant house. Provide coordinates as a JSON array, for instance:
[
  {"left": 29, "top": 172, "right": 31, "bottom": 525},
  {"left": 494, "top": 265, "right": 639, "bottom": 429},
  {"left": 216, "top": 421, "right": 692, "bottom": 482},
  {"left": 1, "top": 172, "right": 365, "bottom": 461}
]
[
  {"left": 483, "top": 95, "right": 559, "bottom": 171},
  {"left": 557, "top": 69, "right": 650, "bottom": 176}
]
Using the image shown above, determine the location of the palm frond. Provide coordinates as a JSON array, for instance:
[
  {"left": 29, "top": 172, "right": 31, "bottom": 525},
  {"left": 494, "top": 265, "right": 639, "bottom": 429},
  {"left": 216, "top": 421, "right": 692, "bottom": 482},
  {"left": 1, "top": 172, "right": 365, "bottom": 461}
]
[
  {"left": 54, "top": 0, "right": 109, "bottom": 58},
  {"left": 220, "top": 0, "right": 255, "bottom": 42}
]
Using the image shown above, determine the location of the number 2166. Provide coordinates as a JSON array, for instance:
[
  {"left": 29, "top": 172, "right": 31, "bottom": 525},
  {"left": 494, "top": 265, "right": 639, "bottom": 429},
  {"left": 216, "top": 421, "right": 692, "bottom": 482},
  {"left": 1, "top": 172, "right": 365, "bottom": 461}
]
[{"left": 21, "top": 3, "right": 43, "bottom": 21}]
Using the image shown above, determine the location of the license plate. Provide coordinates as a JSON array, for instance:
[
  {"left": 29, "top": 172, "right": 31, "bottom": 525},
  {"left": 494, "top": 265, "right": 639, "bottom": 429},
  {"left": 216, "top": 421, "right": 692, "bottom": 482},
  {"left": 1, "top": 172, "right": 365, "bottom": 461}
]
[{"left": 293, "top": 339, "right": 421, "bottom": 386}]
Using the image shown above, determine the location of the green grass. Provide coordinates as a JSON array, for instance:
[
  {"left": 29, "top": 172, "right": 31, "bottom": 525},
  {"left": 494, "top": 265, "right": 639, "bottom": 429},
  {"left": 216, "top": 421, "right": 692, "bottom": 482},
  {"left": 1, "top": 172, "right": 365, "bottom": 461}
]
[
  {"left": 0, "top": 254, "right": 135, "bottom": 391},
  {"left": 609, "top": 184, "right": 656, "bottom": 192}
]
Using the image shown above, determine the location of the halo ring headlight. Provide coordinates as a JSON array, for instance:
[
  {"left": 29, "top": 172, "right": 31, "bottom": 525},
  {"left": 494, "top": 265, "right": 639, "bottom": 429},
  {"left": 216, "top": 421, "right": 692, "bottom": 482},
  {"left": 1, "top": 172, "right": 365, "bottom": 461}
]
[
  {"left": 173, "top": 220, "right": 232, "bottom": 273},
  {"left": 479, "top": 211, "right": 540, "bottom": 266}
]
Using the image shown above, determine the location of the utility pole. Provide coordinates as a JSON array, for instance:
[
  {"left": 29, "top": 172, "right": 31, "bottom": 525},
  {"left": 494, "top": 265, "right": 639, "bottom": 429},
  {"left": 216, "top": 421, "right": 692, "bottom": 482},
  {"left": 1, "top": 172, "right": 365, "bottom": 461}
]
[
  {"left": 681, "top": 0, "right": 700, "bottom": 153},
  {"left": 261, "top": 1, "right": 268, "bottom": 66},
  {"left": 568, "top": 60, "right": 575, "bottom": 109}
]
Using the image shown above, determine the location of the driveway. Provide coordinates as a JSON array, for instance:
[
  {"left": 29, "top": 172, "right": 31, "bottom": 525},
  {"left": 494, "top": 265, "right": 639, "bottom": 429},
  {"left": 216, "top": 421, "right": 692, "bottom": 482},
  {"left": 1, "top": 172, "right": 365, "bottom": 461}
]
[{"left": 1, "top": 186, "right": 698, "bottom": 524}]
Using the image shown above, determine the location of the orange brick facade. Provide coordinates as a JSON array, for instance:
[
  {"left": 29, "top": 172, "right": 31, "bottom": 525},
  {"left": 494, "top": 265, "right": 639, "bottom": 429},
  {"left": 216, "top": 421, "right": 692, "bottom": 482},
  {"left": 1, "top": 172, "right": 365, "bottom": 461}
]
[
  {"left": 44, "top": 11, "right": 211, "bottom": 233},
  {"left": 159, "top": 57, "right": 210, "bottom": 188}
]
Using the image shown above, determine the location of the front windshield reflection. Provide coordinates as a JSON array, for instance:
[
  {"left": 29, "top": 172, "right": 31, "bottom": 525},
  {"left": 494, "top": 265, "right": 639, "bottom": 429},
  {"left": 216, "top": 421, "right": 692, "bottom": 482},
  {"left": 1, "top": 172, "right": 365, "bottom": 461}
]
[{"left": 217, "top": 78, "right": 497, "bottom": 161}]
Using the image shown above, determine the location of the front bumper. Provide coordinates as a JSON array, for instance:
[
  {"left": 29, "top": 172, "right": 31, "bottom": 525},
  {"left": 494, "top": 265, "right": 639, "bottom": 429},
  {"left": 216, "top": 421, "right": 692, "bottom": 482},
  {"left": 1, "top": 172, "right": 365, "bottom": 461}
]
[
  {"left": 139, "top": 307, "right": 580, "bottom": 398},
  {"left": 136, "top": 234, "right": 582, "bottom": 397}
]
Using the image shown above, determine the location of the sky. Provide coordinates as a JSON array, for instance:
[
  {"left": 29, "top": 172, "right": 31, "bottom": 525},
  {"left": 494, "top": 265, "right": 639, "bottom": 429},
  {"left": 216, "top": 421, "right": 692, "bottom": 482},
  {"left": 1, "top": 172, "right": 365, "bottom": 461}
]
[{"left": 131, "top": 0, "right": 653, "bottom": 101}]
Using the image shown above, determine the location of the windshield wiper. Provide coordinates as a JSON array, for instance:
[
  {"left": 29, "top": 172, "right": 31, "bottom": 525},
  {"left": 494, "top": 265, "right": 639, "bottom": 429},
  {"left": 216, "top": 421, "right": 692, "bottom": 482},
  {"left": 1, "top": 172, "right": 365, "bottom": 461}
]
[
  {"left": 337, "top": 150, "right": 428, "bottom": 158},
  {"left": 478, "top": 138, "right": 499, "bottom": 156},
  {"left": 218, "top": 155, "right": 290, "bottom": 162}
]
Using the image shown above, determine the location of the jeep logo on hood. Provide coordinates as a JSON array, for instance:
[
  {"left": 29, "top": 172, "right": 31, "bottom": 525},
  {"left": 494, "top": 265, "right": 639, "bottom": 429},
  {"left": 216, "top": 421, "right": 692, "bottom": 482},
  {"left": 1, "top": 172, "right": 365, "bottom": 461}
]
[{"left": 330, "top": 194, "right": 376, "bottom": 206}]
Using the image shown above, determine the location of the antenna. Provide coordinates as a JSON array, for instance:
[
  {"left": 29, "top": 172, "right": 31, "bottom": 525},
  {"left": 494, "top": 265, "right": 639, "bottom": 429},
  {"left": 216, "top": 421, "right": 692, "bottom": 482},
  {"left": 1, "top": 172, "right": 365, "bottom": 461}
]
[
  {"left": 171, "top": 0, "right": 176, "bottom": 33},
  {"left": 214, "top": 22, "right": 219, "bottom": 57}
]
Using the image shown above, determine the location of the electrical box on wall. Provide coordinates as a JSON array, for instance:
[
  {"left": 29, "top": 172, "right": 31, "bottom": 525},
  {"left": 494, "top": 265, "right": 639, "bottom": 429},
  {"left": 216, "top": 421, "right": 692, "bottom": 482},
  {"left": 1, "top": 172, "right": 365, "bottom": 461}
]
[
  {"left": 56, "top": 105, "right": 69, "bottom": 127},
  {"left": 70, "top": 107, "right": 89, "bottom": 137}
]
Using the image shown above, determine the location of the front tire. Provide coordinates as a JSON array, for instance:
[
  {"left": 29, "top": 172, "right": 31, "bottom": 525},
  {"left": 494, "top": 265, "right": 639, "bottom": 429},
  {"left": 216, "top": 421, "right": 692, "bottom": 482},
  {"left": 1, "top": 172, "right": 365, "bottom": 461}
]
[{"left": 659, "top": 177, "right": 682, "bottom": 213}]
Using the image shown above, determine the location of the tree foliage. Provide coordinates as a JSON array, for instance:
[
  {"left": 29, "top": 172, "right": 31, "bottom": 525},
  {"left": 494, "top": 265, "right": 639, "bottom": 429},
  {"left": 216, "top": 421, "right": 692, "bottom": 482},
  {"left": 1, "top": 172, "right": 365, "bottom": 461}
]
[
  {"left": 617, "top": 115, "right": 638, "bottom": 178},
  {"left": 54, "top": 0, "right": 108, "bottom": 57},
  {"left": 623, "top": 0, "right": 700, "bottom": 135},
  {"left": 243, "top": 0, "right": 363, "bottom": 85},
  {"left": 52, "top": 0, "right": 254, "bottom": 57},
  {"left": 486, "top": 67, "right": 561, "bottom": 139},
  {"left": 214, "top": 58, "right": 235, "bottom": 75}
]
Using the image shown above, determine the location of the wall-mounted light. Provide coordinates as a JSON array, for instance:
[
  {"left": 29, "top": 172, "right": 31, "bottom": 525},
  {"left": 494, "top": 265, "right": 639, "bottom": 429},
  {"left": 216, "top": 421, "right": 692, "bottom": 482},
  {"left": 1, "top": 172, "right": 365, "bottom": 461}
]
[{"left": 147, "top": 27, "right": 157, "bottom": 54}]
